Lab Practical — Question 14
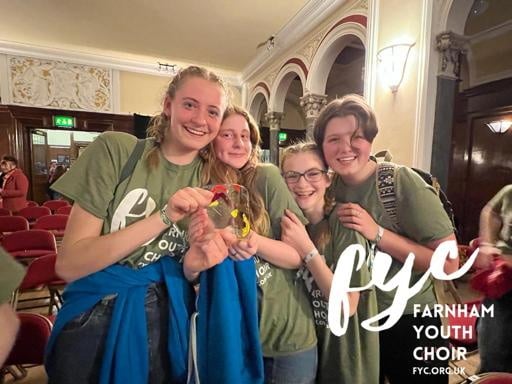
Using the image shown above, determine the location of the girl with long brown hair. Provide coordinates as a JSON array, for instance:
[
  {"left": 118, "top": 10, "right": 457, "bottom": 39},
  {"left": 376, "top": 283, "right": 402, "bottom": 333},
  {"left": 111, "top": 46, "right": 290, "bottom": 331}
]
[{"left": 204, "top": 105, "right": 318, "bottom": 384}]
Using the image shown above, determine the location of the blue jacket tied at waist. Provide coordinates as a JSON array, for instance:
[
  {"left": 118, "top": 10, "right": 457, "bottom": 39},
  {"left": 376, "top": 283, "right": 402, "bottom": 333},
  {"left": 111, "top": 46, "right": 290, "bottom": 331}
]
[
  {"left": 196, "top": 258, "right": 264, "bottom": 384},
  {"left": 46, "top": 256, "right": 194, "bottom": 384}
]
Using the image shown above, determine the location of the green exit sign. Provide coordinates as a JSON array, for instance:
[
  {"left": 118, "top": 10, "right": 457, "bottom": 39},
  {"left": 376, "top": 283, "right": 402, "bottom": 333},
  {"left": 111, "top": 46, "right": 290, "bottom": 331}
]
[
  {"left": 53, "top": 115, "right": 76, "bottom": 128},
  {"left": 278, "top": 132, "right": 287, "bottom": 141}
]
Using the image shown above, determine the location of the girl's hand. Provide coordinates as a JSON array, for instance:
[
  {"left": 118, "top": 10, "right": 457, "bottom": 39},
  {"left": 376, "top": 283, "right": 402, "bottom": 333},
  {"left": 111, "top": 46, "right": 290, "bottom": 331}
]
[
  {"left": 281, "top": 209, "right": 315, "bottom": 257},
  {"left": 228, "top": 231, "right": 258, "bottom": 261},
  {"left": 188, "top": 208, "right": 211, "bottom": 244},
  {"left": 337, "top": 202, "right": 378, "bottom": 241},
  {"left": 474, "top": 245, "right": 501, "bottom": 270},
  {"left": 166, "top": 187, "right": 213, "bottom": 223},
  {"left": 183, "top": 225, "right": 236, "bottom": 275}
]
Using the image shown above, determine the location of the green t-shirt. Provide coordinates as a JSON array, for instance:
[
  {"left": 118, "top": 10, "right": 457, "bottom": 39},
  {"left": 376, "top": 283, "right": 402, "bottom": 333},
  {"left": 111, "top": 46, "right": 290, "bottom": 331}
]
[
  {"left": 253, "top": 164, "right": 317, "bottom": 356},
  {"left": 307, "top": 215, "right": 379, "bottom": 384},
  {"left": 488, "top": 184, "right": 512, "bottom": 254},
  {"left": 332, "top": 162, "right": 454, "bottom": 314},
  {"left": 0, "top": 246, "right": 25, "bottom": 304},
  {"left": 52, "top": 131, "right": 203, "bottom": 267}
]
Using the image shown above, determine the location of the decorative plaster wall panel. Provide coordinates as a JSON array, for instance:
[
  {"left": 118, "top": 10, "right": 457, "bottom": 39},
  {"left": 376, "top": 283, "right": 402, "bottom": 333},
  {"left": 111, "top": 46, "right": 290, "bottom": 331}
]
[
  {"left": 8, "top": 55, "right": 112, "bottom": 111},
  {"left": 298, "top": 30, "right": 326, "bottom": 64}
]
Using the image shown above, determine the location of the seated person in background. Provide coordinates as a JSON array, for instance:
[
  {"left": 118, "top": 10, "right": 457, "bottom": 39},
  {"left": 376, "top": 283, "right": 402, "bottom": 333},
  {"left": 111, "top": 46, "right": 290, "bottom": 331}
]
[
  {"left": 476, "top": 184, "right": 512, "bottom": 373},
  {"left": 0, "top": 156, "right": 29, "bottom": 213},
  {"left": 47, "top": 161, "right": 58, "bottom": 199},
  {"left": 0, "top": 246, "right": 25, "bottom": 365}
]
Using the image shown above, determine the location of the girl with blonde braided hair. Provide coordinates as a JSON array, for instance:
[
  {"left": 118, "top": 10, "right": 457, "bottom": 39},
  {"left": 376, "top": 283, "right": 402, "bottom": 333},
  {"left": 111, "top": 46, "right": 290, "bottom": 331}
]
[
  {"left": 280, "top": 141, "right": 379, "bottom": 384},
  {"left": 46, "top": 65, "right": 236, "bottom": 384}
]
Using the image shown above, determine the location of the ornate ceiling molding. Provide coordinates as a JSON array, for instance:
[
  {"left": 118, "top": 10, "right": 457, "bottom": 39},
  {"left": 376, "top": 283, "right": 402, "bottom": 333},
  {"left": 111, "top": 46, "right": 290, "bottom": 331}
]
[
  {"left": 0, "top": 40, "right": 242, "bottom": 87},
  {"left": 242, "top": 0, "right": 349, "bottom": 81}
]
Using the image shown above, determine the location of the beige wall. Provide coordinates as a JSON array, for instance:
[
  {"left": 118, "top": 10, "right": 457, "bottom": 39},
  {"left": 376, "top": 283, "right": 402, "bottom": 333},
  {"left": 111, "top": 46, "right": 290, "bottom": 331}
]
[
  {"left": 471, "top": 31, "right": 512, "bottom": 82},
  {"left": 372, "top": 0, "right": 422, "bottom": 166},
  {"left": 119, "top": 71, "right": 242, "bottom": 116},
  {"left": 229, "top": 86, "right": 242, "bottom": 106},
  {"left": 119, "top": 71, "right": 170, "bottom": 116}
]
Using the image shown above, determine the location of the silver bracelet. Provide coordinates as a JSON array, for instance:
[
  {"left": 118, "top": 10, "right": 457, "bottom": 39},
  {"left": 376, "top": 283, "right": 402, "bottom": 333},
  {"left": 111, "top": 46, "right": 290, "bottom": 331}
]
[{"left": 303, "top": 248, "right": 319, "bottom": 265}]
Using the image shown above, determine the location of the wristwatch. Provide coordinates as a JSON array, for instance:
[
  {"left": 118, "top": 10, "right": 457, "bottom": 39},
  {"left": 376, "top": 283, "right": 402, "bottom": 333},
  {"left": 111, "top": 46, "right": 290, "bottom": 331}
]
[{"left": 373, "top": 225, "right": 384, "bottom": 244}]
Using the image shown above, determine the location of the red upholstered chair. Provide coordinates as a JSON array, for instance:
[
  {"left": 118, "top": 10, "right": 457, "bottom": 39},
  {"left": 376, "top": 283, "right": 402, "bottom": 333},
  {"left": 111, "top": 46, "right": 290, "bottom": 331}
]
[
  {"left": 1, "top": 229, "right": 57, "bottom": 261},
  {"left": 1, "top": 313, "right": 53, "bottom": 380},
  {"left": 465, "top": 373, "right": 512, "bottom": 383},
  {"left": 42, "top": 199, "right": 70, "bottom": 213},
  {"left": 33, "top": 214, "right": 69, "bottom": 238},
  {"left": 0, "top": 207, "right": 11, "bottom": 216},
  {"left": 26, "top": 200, "right": 39, "bottom": 207},
  {"left": 17, "top": 206, "right": 52, "bottom": 226},
  {"left": 55, "top": 205, "right": 72, "bottom": 215},
  {"left": 0, "top": 216, "right": 29, "bottom": 235},
  {"left": 11, "top": 253, "right": 65, "bottom": 314}
]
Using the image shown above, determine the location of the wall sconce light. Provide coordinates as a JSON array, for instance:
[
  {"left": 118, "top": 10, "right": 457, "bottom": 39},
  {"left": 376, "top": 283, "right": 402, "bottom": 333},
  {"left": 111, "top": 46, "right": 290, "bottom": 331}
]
[
  {"left": 377, "top": 42, "right": 415, "bottom": 93},
  {"left": 157, "top": 62, "right": 179, "bottom": 75},
  {"left": 486, "top": 120, "right": 511, "bottom": 134}
]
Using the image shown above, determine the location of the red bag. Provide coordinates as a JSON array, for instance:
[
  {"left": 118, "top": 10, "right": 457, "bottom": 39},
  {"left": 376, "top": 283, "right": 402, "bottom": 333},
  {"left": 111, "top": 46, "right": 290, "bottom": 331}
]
[{"left": 470, "top": 259, "right": 512, "bottom": 299}]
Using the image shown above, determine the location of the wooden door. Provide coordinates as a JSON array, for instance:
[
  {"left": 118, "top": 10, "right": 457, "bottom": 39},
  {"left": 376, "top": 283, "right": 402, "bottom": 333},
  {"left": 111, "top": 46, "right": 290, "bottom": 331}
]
[
  {"left": 460, "top": 114, "right": 512, "bottom": 242},
  {"left": 30, "top": 129, "right": 49, "bottom": 203}
]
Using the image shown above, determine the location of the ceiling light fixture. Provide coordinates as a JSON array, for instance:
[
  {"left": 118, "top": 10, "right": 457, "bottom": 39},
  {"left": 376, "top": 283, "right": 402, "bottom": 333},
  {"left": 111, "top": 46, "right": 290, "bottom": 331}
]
[{"left": 157, "top": 62, "right": 179, "bottom": 75}]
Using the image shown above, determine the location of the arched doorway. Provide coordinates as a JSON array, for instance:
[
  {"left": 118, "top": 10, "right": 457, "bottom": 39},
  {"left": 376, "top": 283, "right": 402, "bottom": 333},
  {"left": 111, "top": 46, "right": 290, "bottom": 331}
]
[
  {"left": 248, "top": 88, "right": 270, "bottom": 161},
  {"left": 307, "top": 18, "right": 366, "bottom": 97},
  {"left": 324, "top": 41, "right": 365, "bottom": 101},
  {"left": 268, "top": 64, "right": 307, "bottom": 164}
]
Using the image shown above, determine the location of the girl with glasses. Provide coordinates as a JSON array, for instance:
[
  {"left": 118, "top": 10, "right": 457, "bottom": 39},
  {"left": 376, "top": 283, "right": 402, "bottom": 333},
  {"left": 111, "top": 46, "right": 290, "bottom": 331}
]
[{"left": 280, "top": 141, "right": 379, "bottom": 384}]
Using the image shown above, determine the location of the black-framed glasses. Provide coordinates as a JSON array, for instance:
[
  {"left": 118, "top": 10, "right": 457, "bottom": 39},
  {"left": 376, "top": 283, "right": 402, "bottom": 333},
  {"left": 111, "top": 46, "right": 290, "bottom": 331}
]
[{"left": 283, "top": 168, "right": 328, "bottom": 184}]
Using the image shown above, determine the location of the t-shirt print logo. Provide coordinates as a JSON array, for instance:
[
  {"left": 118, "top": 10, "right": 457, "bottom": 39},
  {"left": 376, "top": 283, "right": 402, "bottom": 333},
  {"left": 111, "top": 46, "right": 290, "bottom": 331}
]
[
  {"left": 255, "top": 255, "right": 273, "bottom": 286},
  {"left": 111, "top": 188, "right": 156, "bottom": 246}
]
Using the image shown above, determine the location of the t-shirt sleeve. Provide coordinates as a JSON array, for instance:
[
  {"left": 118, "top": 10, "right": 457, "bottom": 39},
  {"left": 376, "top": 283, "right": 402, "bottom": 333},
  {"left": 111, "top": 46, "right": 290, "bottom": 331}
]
[
  {"left": 395, "top": 167, "right": 454, "bottom": 243},
  {"left": 327, "top": 216, "right": 371, "bottom": 287},
  {"left": 487, "top": 185, "right": 512, "bottom": 213},
  {"left": 0, "top": 247, "right": 25, "bottom": 304},
  {"left": 51, "top": 131, "right": 137, "bottom": 219},
  {"left": 256, "top": 164, "right": 308, "bottom": 239}
]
